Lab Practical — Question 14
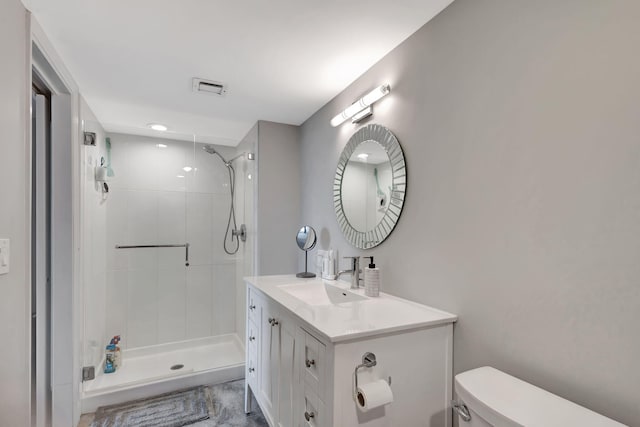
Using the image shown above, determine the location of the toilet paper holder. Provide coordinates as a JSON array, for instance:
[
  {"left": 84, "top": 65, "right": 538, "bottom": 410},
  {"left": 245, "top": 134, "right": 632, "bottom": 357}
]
[{"left": 353, "top": 352, "right": 391, "bottom": 399}]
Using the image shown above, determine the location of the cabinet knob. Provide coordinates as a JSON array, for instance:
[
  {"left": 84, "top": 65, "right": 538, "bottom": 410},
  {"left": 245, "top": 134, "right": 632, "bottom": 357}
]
[
  {"left": 249, "top": 304, "right": 256, "bottom": 310},
  {"left": 249, "top": 336, "right": 255, "bottom": 341},
  {"left": 248, "top": 367, "right": 255, "bottom": 373},
  {"left": 304, "top": 411, "right": 315, "bottom": 421},
  {"left": 268, "top": 317, "right": 279, "bottom": 326},
  {"left": 305, "top": 359, "right": 315, "bottom": 368}
]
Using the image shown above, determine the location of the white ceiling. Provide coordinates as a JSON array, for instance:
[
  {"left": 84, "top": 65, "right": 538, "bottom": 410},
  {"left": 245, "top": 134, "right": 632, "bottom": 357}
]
[
  {"left": 24, "top": 0, "right": 454, "bottom": 145},
  {"left": 351, "top": 141, "right": 390, "bottom": 165}
]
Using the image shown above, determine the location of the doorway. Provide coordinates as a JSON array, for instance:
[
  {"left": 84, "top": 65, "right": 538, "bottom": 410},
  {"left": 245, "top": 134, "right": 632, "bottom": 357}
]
[
  {"left": 31, "top": 71, "right": 52, "bottom": 427},
  {"left": 31, "top": 39, "right": 76, "bottom": 426}
]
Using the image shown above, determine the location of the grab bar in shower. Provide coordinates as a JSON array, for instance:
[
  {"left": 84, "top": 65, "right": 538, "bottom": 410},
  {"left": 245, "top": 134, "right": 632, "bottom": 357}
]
[{"left": 115, "top": 243, "right": 190, "bottom": 266}]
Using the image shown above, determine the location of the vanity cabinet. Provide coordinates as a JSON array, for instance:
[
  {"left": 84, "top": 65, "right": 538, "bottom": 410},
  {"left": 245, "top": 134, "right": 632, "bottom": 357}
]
[
  {"left": 245, "top": 277, "right": 457, "bottom": 427},
  {"left": 246, "top": 287, "right": 326, "bottom": 427},
  {"left": 247, "top": 288, "right": 299, "bottom": 427}
]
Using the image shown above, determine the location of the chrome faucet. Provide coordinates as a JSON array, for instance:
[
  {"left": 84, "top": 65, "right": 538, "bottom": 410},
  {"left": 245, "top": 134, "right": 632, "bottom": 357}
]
[{"left": 337, "top": 256, "right": 362, "bottom": 290}]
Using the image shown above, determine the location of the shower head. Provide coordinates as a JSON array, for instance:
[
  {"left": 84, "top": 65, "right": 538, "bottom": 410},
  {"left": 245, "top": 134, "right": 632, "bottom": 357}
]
[
  {"left": 202, "top": 145, "right": 218, "bottom": 155},
  {"left": 203, "top": 144, "right": 232, "bottom": 166},
  {"left": 203, "top": 145, "right": 256, "bottom": 165}
]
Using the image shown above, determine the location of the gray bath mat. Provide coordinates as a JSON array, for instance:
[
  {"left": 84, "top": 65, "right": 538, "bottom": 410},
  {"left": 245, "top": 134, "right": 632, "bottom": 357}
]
[
  {"left": 191, "top": 380, "right": 268, "bottom": 427},
  {"left": 91, "top": 386, "right": 214, "bottom": 427}
]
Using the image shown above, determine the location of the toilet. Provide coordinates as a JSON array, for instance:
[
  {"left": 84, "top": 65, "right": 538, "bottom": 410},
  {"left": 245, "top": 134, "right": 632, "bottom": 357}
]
[{"left": 453, "top": 366, "right": 626, "bottom": 427}]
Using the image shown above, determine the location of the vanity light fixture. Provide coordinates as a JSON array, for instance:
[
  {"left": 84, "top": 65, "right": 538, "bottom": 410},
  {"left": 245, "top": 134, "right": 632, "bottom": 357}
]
[
  {"left": 330, "top": 84, "right": 390, "bottom": 127},
  {"left": 176, "top": 175, "right": 185, "bottom": 178},
  {"left": 148, "top": 123, "right": 168, "bottom": 132},
  {"left": 357, "top": 153, "right": 369, "bottom": 160},
  {"left": 182, "top": 166, "right": 193, "bottom": 172},
  {"left": 155, "top": 143, "right": 168, "bottom": 148},
  {"left": 351, "top": 106, "right": 373, "bottom": 124}
]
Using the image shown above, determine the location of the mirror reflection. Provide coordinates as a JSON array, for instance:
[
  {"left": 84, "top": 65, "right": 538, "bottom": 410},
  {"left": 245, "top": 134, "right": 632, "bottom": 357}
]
[
  {"left": 296, "top": 225, "right": 317, "bottom": 251},
  {"left": 342, "top": 141, "right": 392, "bottom": 232}
]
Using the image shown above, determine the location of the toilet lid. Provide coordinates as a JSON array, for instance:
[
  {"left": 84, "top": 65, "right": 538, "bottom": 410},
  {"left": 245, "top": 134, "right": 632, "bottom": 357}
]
[{"left": 454, "top": 367, "right": 626, "bottom": 427}]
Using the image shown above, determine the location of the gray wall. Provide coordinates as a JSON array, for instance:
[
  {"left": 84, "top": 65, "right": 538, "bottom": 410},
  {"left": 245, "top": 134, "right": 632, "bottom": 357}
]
[
  {"left": 299, "top": 0, "right": 640, "bottom": 424},
  {"left": 257, "top": 121, "right": 301, "bottom": 275},
  {"left": 0, "top": 1, "right": 30, "bottom": 425}
]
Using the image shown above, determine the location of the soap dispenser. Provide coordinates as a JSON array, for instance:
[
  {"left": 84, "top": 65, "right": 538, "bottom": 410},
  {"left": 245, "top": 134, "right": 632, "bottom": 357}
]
[{"left": 364, "top": 256, "right": 380, "bottom": 297}]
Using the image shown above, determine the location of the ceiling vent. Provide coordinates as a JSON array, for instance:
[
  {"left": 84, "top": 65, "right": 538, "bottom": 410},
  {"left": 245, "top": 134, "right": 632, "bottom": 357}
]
[{"left": 192, "top": 78, "right": 227, "bottom": 97}]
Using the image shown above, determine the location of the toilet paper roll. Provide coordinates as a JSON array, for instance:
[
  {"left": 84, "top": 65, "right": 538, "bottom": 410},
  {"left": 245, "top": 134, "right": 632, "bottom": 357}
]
[{"left": 356, "top": 379, "right": 393, "bottom": 412}]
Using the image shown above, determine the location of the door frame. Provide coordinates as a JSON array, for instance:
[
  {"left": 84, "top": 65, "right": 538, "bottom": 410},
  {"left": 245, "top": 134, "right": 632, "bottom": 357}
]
[
  {"left": 30, "top": 16, "right": 83, "bottom": 427},
  {"left": 31, "top": 80, "right": 51, "bottom": 427}
]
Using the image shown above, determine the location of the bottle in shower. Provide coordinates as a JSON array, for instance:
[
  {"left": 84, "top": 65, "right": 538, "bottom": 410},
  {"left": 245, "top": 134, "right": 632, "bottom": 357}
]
[{"left": 104, "top": 344, "right": 116, "bottom": 374}]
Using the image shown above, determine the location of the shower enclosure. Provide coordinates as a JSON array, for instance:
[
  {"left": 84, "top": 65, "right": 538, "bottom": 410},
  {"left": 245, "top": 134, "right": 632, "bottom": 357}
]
[{"left": 79, "top": 126, "right": 256, "bottom": 411}]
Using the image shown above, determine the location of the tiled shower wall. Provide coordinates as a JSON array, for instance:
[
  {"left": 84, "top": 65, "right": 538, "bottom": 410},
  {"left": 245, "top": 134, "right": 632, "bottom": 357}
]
[{"left": 103, "top": 133, "right": 239, "bottom": 350}]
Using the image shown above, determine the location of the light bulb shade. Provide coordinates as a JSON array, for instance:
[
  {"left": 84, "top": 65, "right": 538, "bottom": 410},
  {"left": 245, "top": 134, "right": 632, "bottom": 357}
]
[
  {"left": 331, "top": 112, "right": 349, "bottom": 127},
  {"left": 362, "top": 84, "right": 390, "bottom": 106},
  {"left": 330, "top": 84, "right": 391, "bottom": 127}
]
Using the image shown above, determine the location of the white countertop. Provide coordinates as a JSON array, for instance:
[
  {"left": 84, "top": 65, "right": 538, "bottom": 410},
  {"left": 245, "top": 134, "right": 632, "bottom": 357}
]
[{"left": 245, "top": 275, "right": 457, "bottom": 343}]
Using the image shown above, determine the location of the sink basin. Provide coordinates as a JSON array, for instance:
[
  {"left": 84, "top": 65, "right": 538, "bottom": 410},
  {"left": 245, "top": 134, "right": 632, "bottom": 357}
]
[{"left": 278, "top": 283, "right": 367, "bottom": 306}]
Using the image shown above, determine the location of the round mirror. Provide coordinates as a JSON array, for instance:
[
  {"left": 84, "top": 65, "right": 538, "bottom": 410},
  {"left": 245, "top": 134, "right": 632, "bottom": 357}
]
[
  {"left": 296, "top": 225, "right": 317, "bottom": 278},
  {"left": 334, "top": 124, "right": 406, "bottom": 249},
  {"left": 296, "top": 226, "right": 317, "bottom": 251}
]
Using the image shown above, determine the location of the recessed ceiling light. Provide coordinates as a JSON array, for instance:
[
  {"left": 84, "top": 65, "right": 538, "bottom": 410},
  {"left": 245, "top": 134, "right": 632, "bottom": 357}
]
[
  {"left": 183, "top": 166, "right": 193, "bottom": 172},
  {"left": 357, "top": 153, "right": 369, "bottom": 160},
  {"left": 148, "top": 123, "right": 168, "bottom": 132},
  {"left": 156, "top": 143, "right": 167, "bottom": 148}
]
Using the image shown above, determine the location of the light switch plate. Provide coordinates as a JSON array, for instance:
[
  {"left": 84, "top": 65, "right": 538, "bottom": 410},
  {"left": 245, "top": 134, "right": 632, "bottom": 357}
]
[{"left": 0, "top": 239, "right": 10, "bottom": 275}]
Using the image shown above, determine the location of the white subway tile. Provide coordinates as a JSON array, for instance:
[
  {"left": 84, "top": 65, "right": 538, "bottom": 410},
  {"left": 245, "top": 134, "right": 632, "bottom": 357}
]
[
  {"left": 157, "top": 267, "right": 187, "bottom": 344},
  {"left": 186, "top": 266, "right": 213, "bottom": 339},
  {"left": 212, "top": 263, "right": 236, "bottom": 335},
  {"left": 127, "top": 269, "right": 158, "bottom": 348},
  {"left": 186, "top": 193, "right": 214, "bottom": 266},
  {"left": 105, "top": 270, "right": 128, "bottom": 349}
]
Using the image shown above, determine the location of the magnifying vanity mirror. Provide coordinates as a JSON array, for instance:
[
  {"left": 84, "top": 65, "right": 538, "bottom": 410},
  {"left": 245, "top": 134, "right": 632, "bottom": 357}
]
[
  {"left": 334, "top": 124, "right": 406, "bottom": 249},
  {"left": 296, "top": 225, "right": 317, "bottom": 278}
]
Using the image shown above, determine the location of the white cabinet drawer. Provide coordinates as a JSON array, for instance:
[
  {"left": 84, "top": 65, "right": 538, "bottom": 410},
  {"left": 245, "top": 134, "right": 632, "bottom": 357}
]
[
  {"left": 301, "top": 330, "right": 326, "bottom": 400},
  {"left": 248, "top": 288, "right": 259, "bottom": 324},
  {"left": 247, "top": 319, "right": 259, "bottom": 348},
  {"left": 298, "top": 385, "right": 326, "bottom": 427},
  {"left": 247, "top": 341, "right": 258, "bottom": 389}
]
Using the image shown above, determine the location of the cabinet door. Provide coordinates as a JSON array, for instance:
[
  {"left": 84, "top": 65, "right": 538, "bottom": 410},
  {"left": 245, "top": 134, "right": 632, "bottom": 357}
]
[
  {"left": 259, "top": 300, "right": 280, "bottom": 423},
  {"left": 277, "top": 317, "right": 297, "bottom": 427}
]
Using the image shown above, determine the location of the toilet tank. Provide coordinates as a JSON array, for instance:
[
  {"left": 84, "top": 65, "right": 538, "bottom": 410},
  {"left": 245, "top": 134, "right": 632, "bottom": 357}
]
[{"left": 454, "top": 367, "right": 627, "bottom": 427}]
